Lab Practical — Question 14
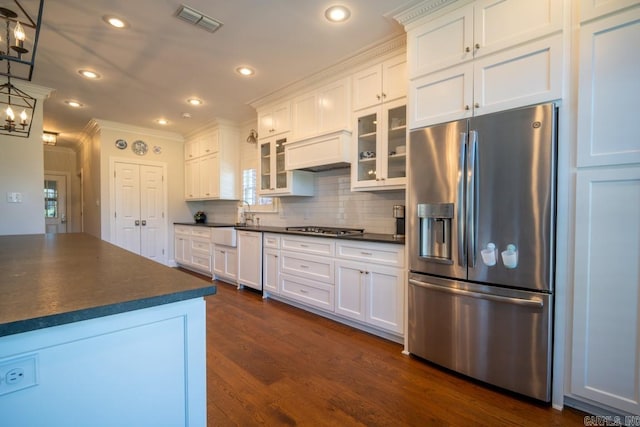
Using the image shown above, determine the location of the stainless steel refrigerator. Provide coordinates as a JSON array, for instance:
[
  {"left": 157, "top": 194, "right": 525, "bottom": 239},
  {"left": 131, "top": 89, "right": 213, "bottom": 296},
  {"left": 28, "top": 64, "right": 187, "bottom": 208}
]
[{"left": 407, "top": 103, "right": 557, "bottom": 402}]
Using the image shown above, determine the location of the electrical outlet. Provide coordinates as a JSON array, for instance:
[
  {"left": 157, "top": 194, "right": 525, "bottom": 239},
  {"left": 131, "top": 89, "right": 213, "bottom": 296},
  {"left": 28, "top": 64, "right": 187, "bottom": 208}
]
[{"left": 0, "top": 354, "right": 38, "bottom": 396}]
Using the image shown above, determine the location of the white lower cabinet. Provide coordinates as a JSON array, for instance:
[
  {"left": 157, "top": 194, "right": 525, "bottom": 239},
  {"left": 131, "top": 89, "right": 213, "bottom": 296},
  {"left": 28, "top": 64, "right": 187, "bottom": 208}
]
[
  {"left": 213, "top": 245, "right": 237, "bottom": 283},
  {"left": 173, "top": 225, "right": 212, "bottom": 276},
  {"left": 264, "top": 233, "right": 405, "bottom": 340},
  {"left": 237, "top": 231, "right": 263, "bottom": 291},
  {"left": 263, "top": 233, "right": 281, "bottom": 295},
  {"left": 335, "top": 240, "right": 405, "bottom": 335},
  {"left": 570, "top": 166, "right": 640, "bottom": 414}
]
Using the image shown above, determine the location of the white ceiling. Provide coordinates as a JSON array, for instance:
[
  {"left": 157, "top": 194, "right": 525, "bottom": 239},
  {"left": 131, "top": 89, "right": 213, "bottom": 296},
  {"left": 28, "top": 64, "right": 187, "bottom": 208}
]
[{"left": 23, "top": 0, "right": 413, "bottom": 146}]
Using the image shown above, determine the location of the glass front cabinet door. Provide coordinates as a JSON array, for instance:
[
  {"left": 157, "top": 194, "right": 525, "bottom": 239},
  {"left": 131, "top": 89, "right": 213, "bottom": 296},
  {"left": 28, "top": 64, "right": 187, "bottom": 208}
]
[
  {"left": 260, "top": 136, "right": 288, "bottom": 193},
  {"left": 352, "top": 99, "right": 407, "bottom": 191}
]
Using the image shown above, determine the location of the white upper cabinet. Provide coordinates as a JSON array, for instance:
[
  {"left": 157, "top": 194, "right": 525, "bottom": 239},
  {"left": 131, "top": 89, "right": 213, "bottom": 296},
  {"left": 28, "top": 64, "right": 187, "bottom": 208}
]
[
  {"left": 184, "top": 123, "right": 240, "bottom": 201},
  {"left": 352, "top": 55, "right": 407, "bottom": 111},
  {"left": 258, "top": 101, "right": 291, "bottom": 139},
  {"left": 409, "top": 0, "right": 563, "bottom": 79},
  {"left": 576, "top": 6, "right": 640, "bottom": 167},
  {"left": 407, "top": 0, "right": 564, "bottom": 128},
  {"left": 581, "top": 0, "right": 639, "bottom": 22},
  {"left": 291, "top": 77, "right": 351, "bottom": 141}
]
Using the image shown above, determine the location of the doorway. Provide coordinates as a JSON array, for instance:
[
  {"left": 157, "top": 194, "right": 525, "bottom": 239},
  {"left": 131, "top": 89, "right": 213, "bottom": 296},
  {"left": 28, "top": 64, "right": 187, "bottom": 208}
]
[
  {"left": 110, "top": 159, "right": 167, "bottom": 264},
  {"left": 44, "top": 173, "right": 69, "bottom": 233}
]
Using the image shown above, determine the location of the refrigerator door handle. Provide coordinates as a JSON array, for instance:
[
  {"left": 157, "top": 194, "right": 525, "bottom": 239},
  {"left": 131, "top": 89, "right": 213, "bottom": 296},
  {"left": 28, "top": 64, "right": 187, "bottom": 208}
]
[
  {"left": 408, "top": 279, "right": 544, "bottom": 308},
  {"left": 467, "top": 130, "right": 478, "bottom": 268},
  {"left": 457, "top": 132, "right": 467, "bottom": 267}
]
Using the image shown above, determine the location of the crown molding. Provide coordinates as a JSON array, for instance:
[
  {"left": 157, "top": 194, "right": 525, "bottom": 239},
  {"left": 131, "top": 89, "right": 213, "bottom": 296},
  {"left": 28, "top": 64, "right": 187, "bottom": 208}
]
[
  {"left": 248, "top": 33, "right": 407, "bottom": 110},
  {"left": 89, "top": 118, "right": 184, "bottom": 142},
  {"left": 393, "top": 0, "right": 461, "bottom": 28}
]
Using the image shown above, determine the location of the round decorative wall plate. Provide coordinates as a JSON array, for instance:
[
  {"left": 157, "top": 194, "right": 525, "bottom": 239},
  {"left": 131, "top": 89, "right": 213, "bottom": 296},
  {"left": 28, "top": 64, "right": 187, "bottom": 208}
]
[
  {"left": 115, "top": 139, "right": 127, "bottom": 149},
  {"left": 132, "top": 140, "right": 148, "bottom": 155}
]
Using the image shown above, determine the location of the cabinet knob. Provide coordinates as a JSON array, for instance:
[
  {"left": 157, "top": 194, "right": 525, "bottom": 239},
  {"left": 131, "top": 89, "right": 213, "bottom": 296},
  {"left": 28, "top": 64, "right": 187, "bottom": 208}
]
[
  {"left": 465, "top": 46, "right": 471, "bottom": 53},
  {"left": 135, "top": 220, "right": 140, "bottom": 226},
  {"left": 382, "top": 93, "right": 387, "bottom": 98},
  {"left": 475, "top": 43, "right": 480, "bottom": 49},
  {"left": 465, "top": 105, "right": 470, "bottom": 111},
  {"left": 376, "top": 94, "right": 381, "bottom": 100},
  {"left": 475, "top": 102, "right": 480, "bottom": 108}
]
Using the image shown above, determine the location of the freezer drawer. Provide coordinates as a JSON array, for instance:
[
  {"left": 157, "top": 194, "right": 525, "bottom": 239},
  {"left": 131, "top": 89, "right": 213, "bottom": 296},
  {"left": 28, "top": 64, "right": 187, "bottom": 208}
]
[{"left": 408, "top": 273, "right": 552, "bottom": 401}]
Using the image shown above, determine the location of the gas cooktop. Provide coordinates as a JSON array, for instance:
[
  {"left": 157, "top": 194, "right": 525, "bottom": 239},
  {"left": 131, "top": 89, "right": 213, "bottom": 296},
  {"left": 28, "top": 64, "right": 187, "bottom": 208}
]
[{"left": 285, "top": 226, "right": 365, "bottom": 236}]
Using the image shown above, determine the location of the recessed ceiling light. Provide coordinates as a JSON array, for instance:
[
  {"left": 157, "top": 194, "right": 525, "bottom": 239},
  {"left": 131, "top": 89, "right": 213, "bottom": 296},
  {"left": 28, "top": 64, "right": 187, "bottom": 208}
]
[
  {"left": 325, "top": 5, "right": 351, "bottom": 23},
  {"left": 65, "top": 100, "right": 83, "bottom": 108},
  {"left": 236, "top": 66, "right": 255, "bottom": 77},
  {"left": 78, "top": 69, "right": 101, "bottom": 79},
  {"left": 187, "top": 98, "right": 203, "bottom": 106},
  {"left": 156, "top": 118, "right": 169, "bottom": 125},
  {"left": 103, "top": 15, "right": 128, "bottom": 29}
]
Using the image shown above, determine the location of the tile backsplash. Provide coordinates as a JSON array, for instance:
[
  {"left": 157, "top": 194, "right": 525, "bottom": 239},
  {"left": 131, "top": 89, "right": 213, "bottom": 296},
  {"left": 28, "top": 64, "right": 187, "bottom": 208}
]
[{"left": 195, "top": 168, "right": 405, "bottom": 234}]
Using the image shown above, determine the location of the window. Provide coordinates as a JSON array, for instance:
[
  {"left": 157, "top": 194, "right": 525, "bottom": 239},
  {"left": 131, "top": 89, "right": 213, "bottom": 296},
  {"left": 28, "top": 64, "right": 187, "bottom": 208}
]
[
  {"left": 242, "top": 168, "right": 277, "bottom": 212},
  {"left": 44, "top": 180, "right": 59, "bottom": 218}
]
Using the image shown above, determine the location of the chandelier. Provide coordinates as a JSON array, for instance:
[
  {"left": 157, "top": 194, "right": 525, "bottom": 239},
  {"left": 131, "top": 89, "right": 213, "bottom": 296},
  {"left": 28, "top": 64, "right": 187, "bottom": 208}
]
[{"left": 0, "top": 1, "right": 44, "bottom": 138}]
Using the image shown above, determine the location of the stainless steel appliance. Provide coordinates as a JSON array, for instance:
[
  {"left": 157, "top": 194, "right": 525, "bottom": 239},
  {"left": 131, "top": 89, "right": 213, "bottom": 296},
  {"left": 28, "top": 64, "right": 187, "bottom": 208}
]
[
  {"left": 393, "top": 205, "right": 405, "bottom": 238},
  {"left": 407, "top": 103, "right": 557, "bottom": 402},
  {"left": 285, "top": 226, "right": 364, "bottom": 236}
]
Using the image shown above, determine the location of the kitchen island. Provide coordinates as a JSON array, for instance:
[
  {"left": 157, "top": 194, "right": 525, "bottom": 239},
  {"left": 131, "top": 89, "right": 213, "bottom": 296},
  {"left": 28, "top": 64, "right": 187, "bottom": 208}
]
[{"left": 0, "top": 233, "right": 214, "bottom": 426}]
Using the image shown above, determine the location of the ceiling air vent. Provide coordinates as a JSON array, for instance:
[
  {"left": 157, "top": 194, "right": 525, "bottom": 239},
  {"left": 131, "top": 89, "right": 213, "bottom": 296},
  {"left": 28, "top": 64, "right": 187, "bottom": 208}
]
[{"left": 175, "top": 5, "right": 223, "bottom": 33}]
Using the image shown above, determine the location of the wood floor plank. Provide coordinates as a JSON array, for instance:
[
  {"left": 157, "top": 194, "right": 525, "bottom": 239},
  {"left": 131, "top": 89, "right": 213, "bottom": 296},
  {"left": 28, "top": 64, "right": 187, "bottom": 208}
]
[{"left": 181, "top": 270, "right": 587, "bottom": 426}]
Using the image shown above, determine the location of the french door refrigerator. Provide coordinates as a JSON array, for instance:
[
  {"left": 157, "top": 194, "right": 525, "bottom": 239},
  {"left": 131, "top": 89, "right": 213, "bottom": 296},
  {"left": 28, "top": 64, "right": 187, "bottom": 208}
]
[{"left": 407, "top": 103, "right": 557, "bottom": 402}]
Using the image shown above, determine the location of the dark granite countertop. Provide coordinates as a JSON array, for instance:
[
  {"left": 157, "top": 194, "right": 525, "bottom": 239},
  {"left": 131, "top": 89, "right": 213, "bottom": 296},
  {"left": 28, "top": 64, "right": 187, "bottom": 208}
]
[
  {"left": 0, "top": 233, "right": 216, "bottom": 337},
  {"left": 174, "top": 222, "right": 236, "bottom": 227},
  {"left": 234, "top": 225, "right": 405, "bottom": 245}
]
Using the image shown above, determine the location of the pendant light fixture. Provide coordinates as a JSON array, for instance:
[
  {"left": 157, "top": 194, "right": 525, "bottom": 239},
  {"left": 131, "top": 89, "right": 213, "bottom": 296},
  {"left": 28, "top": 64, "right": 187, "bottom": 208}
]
[{"left": 0, "top": 1, "right": 44, "bottom": 138}]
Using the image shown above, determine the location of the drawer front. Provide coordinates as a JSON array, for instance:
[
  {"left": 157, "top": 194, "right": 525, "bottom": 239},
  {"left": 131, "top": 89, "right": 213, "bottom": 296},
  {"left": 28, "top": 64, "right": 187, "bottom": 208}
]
[
  {"left": 191, "top": 227, "right": 211, "bottom": 239},
  {"left": 191, "top": 253, "right": 211, "bottom": 271},
  {"left": 263, "top": 233, "right": 281, "bottom": 249},
  {"left": 281, "top": 251, "right": 334, "bottom": 283},
  {"left": 191, "top": 239, "right": 211, "bottom": 254},
  {"left": 281, "top": 236, "right": 335, "bottom": 256},
  {"left": 336, "top": 241, "right": 404, "bottom": 267},
  {"left": 280, "top": 273, "right": 334, "bottom": 312},
  {"left": 174, "top": 225, "right": 192, "bottom": 235}
]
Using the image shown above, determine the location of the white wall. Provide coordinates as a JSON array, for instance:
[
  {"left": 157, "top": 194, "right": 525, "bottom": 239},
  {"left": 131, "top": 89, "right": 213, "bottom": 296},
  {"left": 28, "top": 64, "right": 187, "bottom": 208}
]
[{"left": 0, "top": 83, "right": 51, "bottom": 235}]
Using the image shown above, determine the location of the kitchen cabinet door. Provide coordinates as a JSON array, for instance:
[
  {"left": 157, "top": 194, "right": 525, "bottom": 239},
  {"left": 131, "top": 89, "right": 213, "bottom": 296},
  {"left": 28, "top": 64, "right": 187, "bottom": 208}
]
[
  {"left": 237, "top": 231, "right": 263, "bottom": 291},
  {"left": 199, "top": 153, "right": 220, "bottom": 199},
  {"left": 580, "top": 0, "right": 638, "bottom": 22},
  {"left": 352, "top": 99, "right": 407, "bottom": 191},
  {"left": 213, "top": 245, "right": 237, "bottom": 283},
  {"left": 353, "top": 55, "right": 407, "bottom": 112},
  {"left": 184, "top": 158, "right": 200, "bottom": 200},
  {"left": 366, "top": 263, "right": 404, "bottom": 335},
  {"left": 335, "top": 261, "right": 366, "bottom": 322},
  {"left": 571, "top": 166, "right": 640, "bottom": 414},
  {"left": 258, "top": 101, "right": 291, "bottom": 138},
  {"left": 263, "top": 247, "right": 280, "bottom": 295},
  {"left": 576, "top": 7, "right": 640, "bottom": 167},
  {"left": 258, "top": 136, "right": 314, "bottom": 197}
]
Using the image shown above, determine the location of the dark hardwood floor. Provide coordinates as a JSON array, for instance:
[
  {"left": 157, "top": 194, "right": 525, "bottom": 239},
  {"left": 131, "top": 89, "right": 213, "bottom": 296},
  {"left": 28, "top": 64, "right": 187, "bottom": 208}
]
[{"left": 186, "top": 271, "right": 585, "bottom": 426}]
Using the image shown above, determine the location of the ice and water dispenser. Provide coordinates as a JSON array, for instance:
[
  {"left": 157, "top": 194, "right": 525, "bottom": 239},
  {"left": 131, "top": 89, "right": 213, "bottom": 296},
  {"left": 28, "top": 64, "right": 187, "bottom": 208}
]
[{"left": 418, "top": 203, "right": 454, "bottom": 262}]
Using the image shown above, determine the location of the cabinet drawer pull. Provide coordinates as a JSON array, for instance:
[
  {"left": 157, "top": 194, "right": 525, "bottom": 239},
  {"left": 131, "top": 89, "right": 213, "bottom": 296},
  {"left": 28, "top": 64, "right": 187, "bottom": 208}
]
[
  {"left": 300, "top": 264, "right": 309, "bottom": 269},
  {"left": 361, "top": 251, "right": 373, "bottom": 256},
  {"left": 299, "top": 289, "right": 309, "bottom": 294},
  {"left": 300, "top": 244, "right": 309, "bottom": 248}
]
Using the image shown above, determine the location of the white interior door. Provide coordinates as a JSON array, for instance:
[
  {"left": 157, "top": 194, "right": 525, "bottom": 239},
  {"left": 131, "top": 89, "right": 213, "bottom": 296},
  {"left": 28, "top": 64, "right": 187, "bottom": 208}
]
[
  {"left": 44, "top": 174, "right": 68, "bottom": 234},
  {"left": 113, "top": 161, "right": 166, "bottom": 263},
  {"left": 114, "top": 162, "right": 142, "bottom": 254},
  {"left": 140, "top": 165, "right": 164, "bottom": 261}
]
